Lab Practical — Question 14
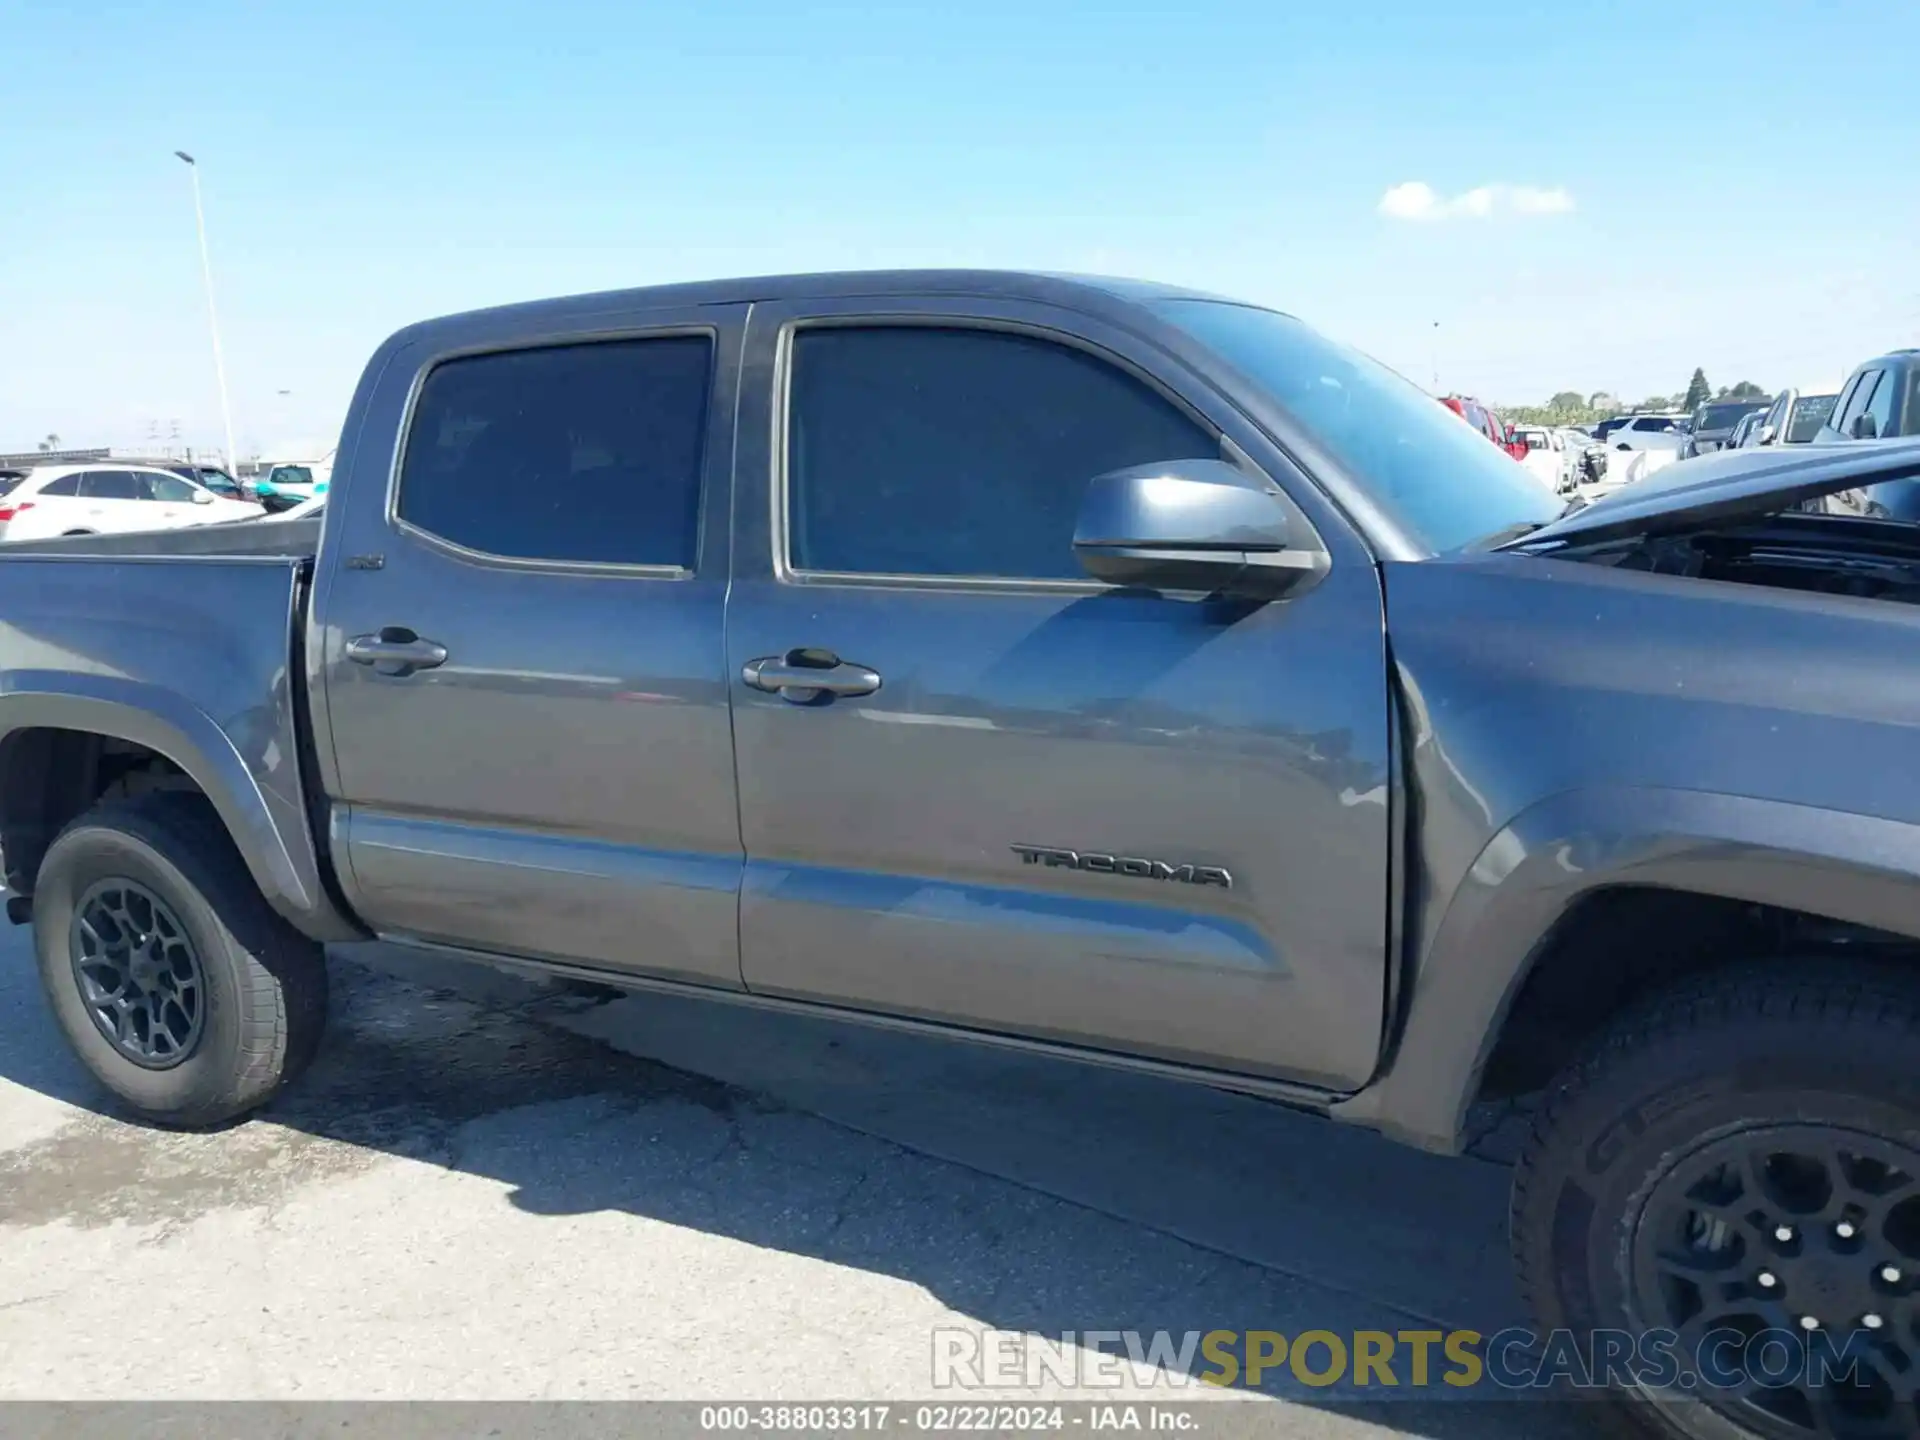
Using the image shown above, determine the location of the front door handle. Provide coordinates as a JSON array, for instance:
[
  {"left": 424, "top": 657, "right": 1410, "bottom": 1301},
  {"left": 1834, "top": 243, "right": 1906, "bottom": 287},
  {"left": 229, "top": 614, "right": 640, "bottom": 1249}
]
[
  {"left": 742, "top": 651, "right": 881, "bottom": 703},
  {"left": 345, "top": 629, "right": 448, "bottom": 676}
]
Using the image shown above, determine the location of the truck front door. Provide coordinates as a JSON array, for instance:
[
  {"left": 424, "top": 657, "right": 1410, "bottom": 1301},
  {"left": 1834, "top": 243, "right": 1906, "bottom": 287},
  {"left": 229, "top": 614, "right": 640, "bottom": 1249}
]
[
  {"left": 315, "top": 303, "right": 746, "bottom": 989},
  {"left": 725, "top": 297, "right": 1392, "bottom": 1089}
]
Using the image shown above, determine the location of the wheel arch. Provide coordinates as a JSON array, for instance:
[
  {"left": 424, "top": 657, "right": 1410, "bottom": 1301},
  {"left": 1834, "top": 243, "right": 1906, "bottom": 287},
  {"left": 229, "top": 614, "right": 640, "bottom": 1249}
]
[
  {"left": 1332, "top": 785, "right": 1920, "bottom": 1152},
  {"left": 0, "top": 676, "right": 360, "bottom": 942}
]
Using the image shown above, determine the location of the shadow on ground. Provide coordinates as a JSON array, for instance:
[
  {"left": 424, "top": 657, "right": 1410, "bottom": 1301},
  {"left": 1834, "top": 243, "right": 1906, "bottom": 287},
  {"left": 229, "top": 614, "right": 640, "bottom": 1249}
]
[{"left": 0, "top": 940, "right": 1595, "bottom": 1438}]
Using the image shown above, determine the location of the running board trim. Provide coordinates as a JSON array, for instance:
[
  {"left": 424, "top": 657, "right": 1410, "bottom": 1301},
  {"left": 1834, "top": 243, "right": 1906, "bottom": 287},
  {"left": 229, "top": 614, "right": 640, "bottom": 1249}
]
[{"left": 375, "top": 934, "right": 1345, "bottom": 1114}]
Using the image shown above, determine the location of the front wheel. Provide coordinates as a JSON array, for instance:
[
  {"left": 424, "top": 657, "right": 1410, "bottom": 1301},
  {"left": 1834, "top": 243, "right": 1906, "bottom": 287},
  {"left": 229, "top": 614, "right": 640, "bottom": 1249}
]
[
  {"left": 1514, "top": 964, "right": 1920, "bottom": 1438},
  {"left": 31, "top": 792, "right": 328, "bottom": 1127}
]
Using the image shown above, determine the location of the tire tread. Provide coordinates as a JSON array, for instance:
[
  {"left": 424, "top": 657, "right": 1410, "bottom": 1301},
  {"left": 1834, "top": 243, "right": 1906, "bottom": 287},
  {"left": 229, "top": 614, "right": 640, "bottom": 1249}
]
[{"left": 40, "top": 791, "right": 327, "bottom": 1125}]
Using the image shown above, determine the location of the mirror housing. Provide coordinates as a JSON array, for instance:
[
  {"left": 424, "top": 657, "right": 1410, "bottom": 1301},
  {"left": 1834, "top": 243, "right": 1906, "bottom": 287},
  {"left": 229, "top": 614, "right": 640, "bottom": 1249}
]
[
  {"left": 1853, "top": 413, "right": 1880, "bottom": 440},
  {"left": 190, "top": 489, "right": 215, "bottom": 505},
  {"left": 1072, "top": 459, "right": 1324, "bottom": 597}
]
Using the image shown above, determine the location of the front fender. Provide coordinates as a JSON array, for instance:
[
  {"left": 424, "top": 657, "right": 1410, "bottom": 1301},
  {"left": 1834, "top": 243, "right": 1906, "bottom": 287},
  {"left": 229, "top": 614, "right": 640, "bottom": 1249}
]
[{"left": 1331, "top": 785, "right": 1920, "bottom": 1152}]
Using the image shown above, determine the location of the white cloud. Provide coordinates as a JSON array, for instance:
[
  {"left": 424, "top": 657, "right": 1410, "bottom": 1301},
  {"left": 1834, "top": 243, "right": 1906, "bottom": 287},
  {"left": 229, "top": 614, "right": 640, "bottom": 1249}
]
[{"left": 1378, "top": 181, "right": 1574, "bottom": 221}]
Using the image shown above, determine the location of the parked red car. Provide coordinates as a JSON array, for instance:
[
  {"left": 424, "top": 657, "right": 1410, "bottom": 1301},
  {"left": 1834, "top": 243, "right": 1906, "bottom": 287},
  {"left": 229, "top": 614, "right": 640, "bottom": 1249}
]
[{"left": 1441, "top": 395, "right": 1527, "bottom": 460}]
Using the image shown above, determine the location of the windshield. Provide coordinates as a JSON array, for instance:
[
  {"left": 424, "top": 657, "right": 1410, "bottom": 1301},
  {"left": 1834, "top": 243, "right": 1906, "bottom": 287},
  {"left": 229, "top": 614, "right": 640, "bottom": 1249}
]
[
  {"left": 1155, "top": 301, "right": 1558, "bottom": 552},
  {"left": 1787, "top": 394, "right": 1838, "bottom": 443},
  {"left": 1694, "top": 402, "right": 1761, "bottom": 432}
]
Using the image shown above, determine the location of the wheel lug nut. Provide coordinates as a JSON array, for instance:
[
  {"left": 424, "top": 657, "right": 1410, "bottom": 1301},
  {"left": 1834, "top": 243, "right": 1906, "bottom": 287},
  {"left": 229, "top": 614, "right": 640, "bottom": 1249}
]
[
  {"left": 1799, "top": 1316, "right": 1821, "bottom": 1332},
  {"left": 1776, "top": 1225, "right": 1797, "bottom": 1243},
  {"left": 1836, "top": 1221, "right": 1857, "bottom": 1239},
  {"left": 1757, "top": 1271, "right": 1779, "bottom": 1289},
  {"left": 1882, "top": 1266, "right": 1903, "bottom": 1285},
  {"left": 1864, "top": 1314, "right": 1885, "bottom": 1330}
]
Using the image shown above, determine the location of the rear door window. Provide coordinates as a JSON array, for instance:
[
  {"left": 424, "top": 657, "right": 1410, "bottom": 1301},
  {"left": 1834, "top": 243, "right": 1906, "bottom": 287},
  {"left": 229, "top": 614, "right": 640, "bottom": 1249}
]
[
  {"left": 36, "top": 474, "right": 82, "bottom": 497},
  {"left": 79, "top": 470, "right": 140, "bottom": 500},
  {"left": 398, "top": 335, "right": 714, "bottom": 568}
]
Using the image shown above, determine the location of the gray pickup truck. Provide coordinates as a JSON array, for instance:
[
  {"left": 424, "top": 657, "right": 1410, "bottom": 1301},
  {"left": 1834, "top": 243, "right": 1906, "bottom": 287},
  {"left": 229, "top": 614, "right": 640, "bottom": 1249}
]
[{"left": 7, "top": 272, "right": 1920, "bottom": 1437}]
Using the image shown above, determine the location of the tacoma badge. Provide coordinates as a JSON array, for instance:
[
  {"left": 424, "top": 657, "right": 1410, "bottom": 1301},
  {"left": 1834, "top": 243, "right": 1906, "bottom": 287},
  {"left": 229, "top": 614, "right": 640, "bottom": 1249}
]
[{"left": 1011, "top": 845, "right": 1232, "bottom": 889}]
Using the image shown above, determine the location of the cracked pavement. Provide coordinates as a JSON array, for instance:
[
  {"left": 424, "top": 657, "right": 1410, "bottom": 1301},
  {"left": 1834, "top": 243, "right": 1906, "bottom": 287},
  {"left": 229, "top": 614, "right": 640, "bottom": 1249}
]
[{"left": 0, "top": 930, "right": 1597, "bottom": 1436}]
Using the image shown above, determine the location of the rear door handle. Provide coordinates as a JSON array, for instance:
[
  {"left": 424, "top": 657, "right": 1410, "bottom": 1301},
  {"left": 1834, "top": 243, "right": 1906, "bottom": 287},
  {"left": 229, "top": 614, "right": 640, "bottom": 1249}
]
[
  {"left": 345, "top": 629, "right": 448, "bottom": 676},
  {"left": 742, "top": 651, "right": 881, "bottom": 702}
]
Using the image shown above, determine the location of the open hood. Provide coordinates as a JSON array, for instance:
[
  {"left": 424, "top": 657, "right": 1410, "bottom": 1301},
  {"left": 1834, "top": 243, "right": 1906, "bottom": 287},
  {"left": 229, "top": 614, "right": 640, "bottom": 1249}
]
[{"left": 1507, "top": 438, "right": 1920, "bottom": 549}]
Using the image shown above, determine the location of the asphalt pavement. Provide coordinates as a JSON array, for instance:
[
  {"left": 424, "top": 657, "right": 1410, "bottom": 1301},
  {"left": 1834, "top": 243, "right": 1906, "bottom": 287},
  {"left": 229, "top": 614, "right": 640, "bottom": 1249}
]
[{"left": 0, "top": 925, "right": 1602, "bottom": 1438}]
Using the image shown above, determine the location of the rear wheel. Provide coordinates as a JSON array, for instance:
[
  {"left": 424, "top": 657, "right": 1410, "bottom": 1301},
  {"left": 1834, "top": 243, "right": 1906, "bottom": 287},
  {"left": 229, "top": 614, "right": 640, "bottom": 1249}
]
[
  {"left": 31, "top": 792, "right": 328, "bottom": 1127},
  {"left": 1514, "top": 964, "right": 1920, "bottom": 1439}
]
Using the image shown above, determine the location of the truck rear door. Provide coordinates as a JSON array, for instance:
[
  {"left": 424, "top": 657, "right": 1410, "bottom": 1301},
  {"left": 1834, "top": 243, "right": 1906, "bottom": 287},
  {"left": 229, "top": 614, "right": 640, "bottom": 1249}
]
[
  {"left": 723, "top": 295, "right": 1392, "bottom": 1090},
  {"left": 314, "top": 302, "right": 747, "bottom": 989}
]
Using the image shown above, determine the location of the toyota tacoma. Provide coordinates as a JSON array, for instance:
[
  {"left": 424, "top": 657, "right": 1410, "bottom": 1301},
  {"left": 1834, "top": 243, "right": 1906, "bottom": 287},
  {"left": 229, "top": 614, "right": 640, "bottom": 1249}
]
[{"left": 5, "top": 272, "right": 1920, "bottom": 1437}]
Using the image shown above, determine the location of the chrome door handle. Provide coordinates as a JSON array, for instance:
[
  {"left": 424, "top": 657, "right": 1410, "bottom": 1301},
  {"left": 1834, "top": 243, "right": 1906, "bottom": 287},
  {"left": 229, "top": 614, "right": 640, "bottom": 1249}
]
[
  {"left": 345, "top": 629, "right": 448, "bottom": 675},
  {"left": 742, "top": 651, "right": 881, "bottom": 702}
]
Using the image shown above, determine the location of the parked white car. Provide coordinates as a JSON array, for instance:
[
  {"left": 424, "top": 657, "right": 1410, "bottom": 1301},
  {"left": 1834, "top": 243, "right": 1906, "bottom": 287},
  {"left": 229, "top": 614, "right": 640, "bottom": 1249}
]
[
  {"left": 0, "top": 464, "right": 264, "bottom": 542},
  {"left": 1508, "top": 426, "right": 1570, "bottom": 491}
]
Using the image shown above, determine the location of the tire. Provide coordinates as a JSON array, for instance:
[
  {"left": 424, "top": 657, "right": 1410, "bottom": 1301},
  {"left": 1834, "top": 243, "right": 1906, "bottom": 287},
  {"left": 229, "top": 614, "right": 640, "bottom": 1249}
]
[
  {"left": 1514, "top": 963, "right": 1920, "bottom": 1439},
  {"left": 31, "top": 792, "right": 328, "bottom": 1127}
]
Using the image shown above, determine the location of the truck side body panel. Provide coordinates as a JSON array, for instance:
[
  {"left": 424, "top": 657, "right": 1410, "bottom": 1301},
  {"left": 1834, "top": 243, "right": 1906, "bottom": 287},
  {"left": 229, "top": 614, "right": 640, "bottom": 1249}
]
[
  {"left": 724, "top": 293, "right": 1395, "bottom": 1090},
  {"left": 1335, "top": 551, "right": 1920, "bottom": 1148},
  {"left": 310, "top": 299, "right": 750, "bottom": 990},
  {"left": 0, "top": 551, "right": 360, "bottom": 940}
]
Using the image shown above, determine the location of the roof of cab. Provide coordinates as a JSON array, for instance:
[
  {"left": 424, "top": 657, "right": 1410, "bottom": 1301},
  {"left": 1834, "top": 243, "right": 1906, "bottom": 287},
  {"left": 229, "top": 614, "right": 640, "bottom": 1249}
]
[{"left": 385, "top": 270, "right": 1252, "bottom": 350}]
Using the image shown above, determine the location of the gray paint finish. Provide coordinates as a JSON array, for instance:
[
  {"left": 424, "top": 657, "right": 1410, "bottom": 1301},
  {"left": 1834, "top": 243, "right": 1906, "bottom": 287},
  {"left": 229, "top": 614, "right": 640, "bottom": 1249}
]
[
  {"left": 0, "top": 552, "right": 358, "bottom": 940},
  {"left": 725, "top": 294, "right": 1392, "bottom": 1089},
  {"left": 12, "top": 269, "right": 1920, "bottom": 1155},
  {"left": 315, "top": 300, "right": 750, "bottom": 989}
]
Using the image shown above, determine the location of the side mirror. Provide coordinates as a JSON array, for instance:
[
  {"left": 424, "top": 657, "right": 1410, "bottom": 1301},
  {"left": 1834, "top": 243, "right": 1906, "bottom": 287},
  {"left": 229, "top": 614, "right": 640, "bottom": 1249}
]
[
  {"left": 1072, "top": 459, "right": 1323, "bottom": 596},
  {"left": 190, "top": 489, "right": 215, "bottom": 505},
  {"left": 1852, "top": 414, "right": 1879, "bottom": 440}
]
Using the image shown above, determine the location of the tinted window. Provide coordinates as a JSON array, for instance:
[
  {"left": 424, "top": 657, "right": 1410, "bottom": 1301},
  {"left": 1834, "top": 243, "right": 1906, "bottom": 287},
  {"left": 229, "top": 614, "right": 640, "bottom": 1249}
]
[
  {"left": 80, "top": 470, "right": 139, "bottom": 500},
  {"left": 1861, "top": 370, "right": 1896, "bottom": 438},
  {"left": 1830, "top": 373, "right": 1868, "bottom": 433},
  {"left": 399, "top": 336, "right": 712, "bottom": 567},
  {"left": 787, "top": 326, "right": 1216, "bottom": 579},
  {"left": 1904, "top": 369, "right": 1920, "bottom": 437},
  {"left": 1866, "top": 372, "right": 1896, "bottom": 439},
  {"left": 1632, "top": 417, "right": 1677, "bottom": 433},
  {"left": 1695, "top": 402, "right": 1762, "bottom": 431},
  {"left": 1154, "top": 300, "right": 1558, "bottom": 553},
  {"left": 36, "top": 474, "right": 81, "bottom": 497},
  {"left": 0, "top": 475, "right": 22, "bottom": 498}
]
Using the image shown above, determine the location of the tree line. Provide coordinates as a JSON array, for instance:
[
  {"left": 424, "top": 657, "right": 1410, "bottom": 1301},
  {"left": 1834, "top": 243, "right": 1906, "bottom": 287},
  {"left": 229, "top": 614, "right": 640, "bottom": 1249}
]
[{"left": 1504, "top": 370, "right": 1768, "bottom": 427}]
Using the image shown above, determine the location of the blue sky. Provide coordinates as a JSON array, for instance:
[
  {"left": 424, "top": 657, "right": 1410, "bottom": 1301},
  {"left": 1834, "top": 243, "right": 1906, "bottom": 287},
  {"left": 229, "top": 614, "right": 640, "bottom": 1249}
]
[{"left": 3, "top": 0, "right": 1916, "bottom": 457}]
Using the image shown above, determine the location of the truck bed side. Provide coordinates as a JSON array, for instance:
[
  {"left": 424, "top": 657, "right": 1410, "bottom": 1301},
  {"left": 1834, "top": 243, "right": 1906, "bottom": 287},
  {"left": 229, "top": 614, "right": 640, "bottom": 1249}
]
[{"left": 0, "top": 533, "right": 362, "bottom": 942}]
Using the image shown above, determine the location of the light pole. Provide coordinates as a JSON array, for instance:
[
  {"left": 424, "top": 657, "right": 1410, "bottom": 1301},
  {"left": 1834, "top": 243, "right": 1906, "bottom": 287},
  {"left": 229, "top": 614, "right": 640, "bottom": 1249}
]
[
  {"left": 1431, "top": 320, "right": 1440, "bottom": 392},
  {"left": 174, "top": 151, "right": 238, "bottom": 473}
]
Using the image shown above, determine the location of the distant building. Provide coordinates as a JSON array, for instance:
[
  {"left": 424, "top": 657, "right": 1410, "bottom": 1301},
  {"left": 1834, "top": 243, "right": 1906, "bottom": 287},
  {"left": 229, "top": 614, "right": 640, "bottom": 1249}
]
[{"left": 0, "top": 445, "right": 234, "bottom": 470}]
